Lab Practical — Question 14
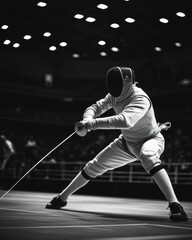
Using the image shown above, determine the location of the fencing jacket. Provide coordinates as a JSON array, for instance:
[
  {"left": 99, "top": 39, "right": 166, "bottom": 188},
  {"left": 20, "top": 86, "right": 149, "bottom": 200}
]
[{"left": 83, "top": 85, "right": 160, "bottom": 144}]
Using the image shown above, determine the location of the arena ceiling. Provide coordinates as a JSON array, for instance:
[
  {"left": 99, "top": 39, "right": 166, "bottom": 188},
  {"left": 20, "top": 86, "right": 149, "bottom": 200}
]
[{"left": 0, "top": 0, "right": 192, "bottom": 60}]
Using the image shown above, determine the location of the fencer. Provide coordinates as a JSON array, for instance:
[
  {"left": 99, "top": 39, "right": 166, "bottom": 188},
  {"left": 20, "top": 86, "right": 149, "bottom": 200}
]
[{"left": 46, "top": 66, "right": 188, "bottom": 221}]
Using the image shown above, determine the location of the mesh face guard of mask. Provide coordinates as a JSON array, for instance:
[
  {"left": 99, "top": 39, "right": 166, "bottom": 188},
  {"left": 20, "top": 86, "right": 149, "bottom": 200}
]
[{"left": 106, "top": 66, "right": 135, "bottom": 97}]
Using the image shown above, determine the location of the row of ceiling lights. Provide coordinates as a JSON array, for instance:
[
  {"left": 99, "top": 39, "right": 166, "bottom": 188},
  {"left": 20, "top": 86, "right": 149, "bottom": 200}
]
[{"left": 1, "top": 1, "right": 186, "bottom": 58}]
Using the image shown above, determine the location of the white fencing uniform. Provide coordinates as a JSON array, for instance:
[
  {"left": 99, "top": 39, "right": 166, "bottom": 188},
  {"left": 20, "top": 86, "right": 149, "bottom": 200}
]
[{"left": 82, "top": 85, "right": 165, "bottom": 178}]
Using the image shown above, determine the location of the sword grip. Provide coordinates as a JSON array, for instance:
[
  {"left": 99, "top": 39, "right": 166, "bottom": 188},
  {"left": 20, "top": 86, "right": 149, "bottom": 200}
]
[{"left": 75, "top": 121, "right": 87, "bottom": 137}]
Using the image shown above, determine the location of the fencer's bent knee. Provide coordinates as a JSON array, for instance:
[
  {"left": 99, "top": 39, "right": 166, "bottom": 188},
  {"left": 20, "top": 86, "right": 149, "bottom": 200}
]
[
  {"left": 139, "top": 133, "right": 164, "bottom": 172},
  {"left": 140, "top": 150, "right": 162, "bottom": 172},
  {"left": 83, "top": 158, "right": 107, "bottom": 179}
]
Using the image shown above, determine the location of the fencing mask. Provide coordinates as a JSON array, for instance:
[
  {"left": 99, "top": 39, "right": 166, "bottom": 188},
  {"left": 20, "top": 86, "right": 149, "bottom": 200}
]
[{"left": 106, "top": 66, "right": 135, "bottom": 97}]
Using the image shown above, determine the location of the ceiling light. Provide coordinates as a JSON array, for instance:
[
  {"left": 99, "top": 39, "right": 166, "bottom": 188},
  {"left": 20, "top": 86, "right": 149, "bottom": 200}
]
[
  {"left": 125, "top": 17, "right": 135, "bottom": 23},
  {"left": 13, "top": 43, "right": 20, "bottom": 48},
  {"left": 63, "top": 97, "right": 73, "bottom": 102},
  {"left": 175, "top": 42, "right": 182, "bottom": 47},
  {"left": 97, "top": 4, "right": 108, "bottom": 10},
  {"left": 85, "top": 17, "right": 96, "bottom": 23},
  {"left": 154, "top": 47, "right": 162, "bottom": 51},
  {"left": 49, "top": 46, "right": 56, "bottom": 51},
  {"left": 100, "top": 52, "right": 107, "bottom": 56},
  {"left": 37, "top": 2, "right": 47, "bottom": 7},
  {"left": 111, "top": 47, "right": 119, "bottom": 52},
  {"left": 43, "top": 32, "right": 51, "bottom": 37},
  {"left": 159, "top": 18, "right": 169, "bottom": 23},
  {"left": 1, "top": 24, "right": 9, "bottom": 30},
  {"left": 110, "top": 23, "right": 119, "bottom": 28},
  {"left": 60, "top": 42, "right": 67, "bottom": 47},
  {"left": 74, "top": 14, "right": 84, "bottom": 19},
  {"left": 24, "top": 35, "right": 32, "bottom": 40},
  {"left": 179, "top": 79, "right": 192, "bottom": 86},
  {"left": 3, "top": 39, "right": 11, "bottom": 45},
  {"left": 72, "top": 53, "right": 80, "bottom": 58},
  {"left": 176, "top": 12, "right": 185, "bottom": 17},
  {"left": 98, "top": 40, "right": 106, "bottom": 45}
]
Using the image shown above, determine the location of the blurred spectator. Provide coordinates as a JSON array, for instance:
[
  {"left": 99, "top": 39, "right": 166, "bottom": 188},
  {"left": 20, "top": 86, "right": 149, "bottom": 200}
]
[
  {"left": 0, "top": 134, "right": 15, "bottom": 170},
  {"left": 172, "top": 128, "right": 188, "bottom": 153},
  {"left": 44, "top": 73, "right": 53, "bottom": 88},
  {"left": 23, "top": 135, "right": 39, "bottom": 175},
  {"left": 0, "top": 134, "right": 15, "bottom": 180}
]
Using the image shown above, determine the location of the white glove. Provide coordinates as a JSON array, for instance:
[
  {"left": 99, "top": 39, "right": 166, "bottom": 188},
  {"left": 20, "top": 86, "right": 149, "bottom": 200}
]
[
  {"left": 75, "top": 119, "right": 96, "bottom": 137},
  {"left": 75, "top": 121, "right": 87, "bottom": 137}
]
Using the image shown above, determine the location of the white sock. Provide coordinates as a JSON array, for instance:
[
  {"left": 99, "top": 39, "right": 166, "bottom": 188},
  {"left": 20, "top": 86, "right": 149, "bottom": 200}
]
[
  {"left": 152, "top": 168, "right": 179, "bottom": 203},
  {"left": 59, "top": 172, "right": 89, "bottom": 201}
]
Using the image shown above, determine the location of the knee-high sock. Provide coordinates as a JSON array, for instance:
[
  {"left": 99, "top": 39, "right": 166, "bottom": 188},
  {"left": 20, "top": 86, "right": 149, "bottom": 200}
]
[
  {"left": 152, "top": 168, "right": 179, "bottom": 203},
  {"left": 59, "top": 172, "right": 89, "bottom": 201}
]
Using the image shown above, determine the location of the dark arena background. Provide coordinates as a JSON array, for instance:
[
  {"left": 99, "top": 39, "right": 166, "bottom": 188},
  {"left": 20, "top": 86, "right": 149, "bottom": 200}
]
[{"left": 0, "top": 0, "right": 192, "bottom": 239}]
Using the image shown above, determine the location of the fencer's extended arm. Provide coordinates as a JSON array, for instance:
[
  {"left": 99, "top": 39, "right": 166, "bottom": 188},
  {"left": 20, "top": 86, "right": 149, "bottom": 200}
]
[
  {"left": 75, "top": 94, "right": 112, "bottom": 136},
  {"left": 86, "top": 96, "right": 150, "bottom": 130},
  {"left": 83, "top": 94, "right": 112, "bottom": 120}
]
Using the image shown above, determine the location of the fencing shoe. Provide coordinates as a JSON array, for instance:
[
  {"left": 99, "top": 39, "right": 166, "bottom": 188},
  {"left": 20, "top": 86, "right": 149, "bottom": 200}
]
[
  {"left": 45, "top": 195, "right": 67, "bottom": 209},
  {"left": 169, "top": 202, "right": 188, "bottom": 221}
]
